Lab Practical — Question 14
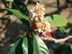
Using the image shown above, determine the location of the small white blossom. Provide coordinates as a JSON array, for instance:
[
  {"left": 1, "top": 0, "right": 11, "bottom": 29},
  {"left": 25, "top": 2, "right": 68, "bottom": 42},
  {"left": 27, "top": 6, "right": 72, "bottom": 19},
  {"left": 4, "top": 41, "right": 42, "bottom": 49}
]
[
  {"left": 37, "top": 2, "right": 39, "bottom": 5},
  {"left": 33, "top": 13, "right": 36, "bottom": 17},
  {"left": 42, "top": 8, "right": 45, "bottom": 11},
  {"left": 45, "top": 22, "right": 51, "bottom": 32},
  {"left": 30, "top": 10, "right": 33, "bottom": 13},
  {"left": 38, "top": 29, "right": 42, "bottom": 33},
  {"left": 31, "top": 17, "right": 34, "bottom": 21},
  {"left": 42, "top": 13, "right": 45, "bottom": 15},
  {"left": 35, "top": 17, "right": 38, "bottom": 20},
  {"left": 35, "top": 29, "right": 43, "bottom": 33}
]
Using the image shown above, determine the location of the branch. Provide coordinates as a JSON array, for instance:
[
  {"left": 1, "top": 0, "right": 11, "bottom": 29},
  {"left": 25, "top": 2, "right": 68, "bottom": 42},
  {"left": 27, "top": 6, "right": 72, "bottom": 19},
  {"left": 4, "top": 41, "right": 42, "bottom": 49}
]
[{"left": 40, "top": 36, "right": 72, "bottom": 43}]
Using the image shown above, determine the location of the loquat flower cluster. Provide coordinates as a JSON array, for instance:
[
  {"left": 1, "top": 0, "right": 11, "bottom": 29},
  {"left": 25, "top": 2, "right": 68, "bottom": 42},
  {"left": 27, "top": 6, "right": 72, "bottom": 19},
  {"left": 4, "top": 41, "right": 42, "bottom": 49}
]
[{"left": 29, "top": 2, "right": 51, "bottom": 33}]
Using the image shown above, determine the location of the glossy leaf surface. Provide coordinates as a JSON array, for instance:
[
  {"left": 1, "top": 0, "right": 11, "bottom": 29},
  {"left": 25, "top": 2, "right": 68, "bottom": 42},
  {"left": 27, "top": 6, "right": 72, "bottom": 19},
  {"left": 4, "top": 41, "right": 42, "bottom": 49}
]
[
  {"left": 33, "top": 33, "right": 50, "bottom": 54},
  {"left": 22, "top": 37, "right": 28, "bottom": 54},
  {"left": 10, "top": 36, "right": 28, "bottom": 54}
]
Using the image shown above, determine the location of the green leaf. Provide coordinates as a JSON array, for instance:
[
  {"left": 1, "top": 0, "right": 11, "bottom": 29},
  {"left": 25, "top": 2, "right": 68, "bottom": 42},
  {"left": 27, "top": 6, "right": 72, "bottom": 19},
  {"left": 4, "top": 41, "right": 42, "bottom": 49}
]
[
  {"left": 69, "top": 29, "right": 72, "bottom": 34},
  {"left": 10, "top": 39, "right": 21, "bottom": 54},
  {"left": 1, "top": 7, "right": 30, "bottom": 21},
  {"left": 13, "top": 0, "right": 28, "bottom": 16},
  {"left": 10, "top": 36, "right": 28, "bottom": 54},
  {"left": 22, "top": 36, "right": 28, "bottom": 54},
  {"left": 6, "top": 0, "right": 30, "bottom": 29},
  {"left": 33, "top": 33, "right": 40, "bottom": 54},
  {"left": 1, "top": 7, "right": 30, "bottom": 29},
  {"left": 33, "top": 33, "right": 50, "bottom": 54},
  {"left": 13, "top": 0, "right": 30, "bottom": 29},
  {"left": 42, "top": 14, "right": 68, "bottom": 27},
  {"left": 15, "top": 39, "right": 23, "bottom": 54},
  {"left": 59, "top": 27, "right": 66, "bottom": 33},
  {"left": 28, "top": 37, "right": 33, "bottom": 54},
  {"left": 6, "top": 0, "right": 13, "bottom": 2}
]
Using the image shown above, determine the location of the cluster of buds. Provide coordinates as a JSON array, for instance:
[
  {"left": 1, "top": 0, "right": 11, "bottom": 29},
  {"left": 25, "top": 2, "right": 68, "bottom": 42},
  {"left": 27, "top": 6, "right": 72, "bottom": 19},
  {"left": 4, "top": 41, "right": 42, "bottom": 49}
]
[{"left": 29, "top": 2, "right": 51, "bottom": 35}]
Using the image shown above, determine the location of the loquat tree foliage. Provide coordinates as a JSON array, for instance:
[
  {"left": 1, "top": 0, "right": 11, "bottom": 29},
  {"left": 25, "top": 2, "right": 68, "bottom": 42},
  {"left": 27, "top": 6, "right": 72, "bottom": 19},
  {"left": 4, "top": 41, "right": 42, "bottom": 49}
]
[{"left": 1, "top": 0, "right": 68, "bottom": 54}]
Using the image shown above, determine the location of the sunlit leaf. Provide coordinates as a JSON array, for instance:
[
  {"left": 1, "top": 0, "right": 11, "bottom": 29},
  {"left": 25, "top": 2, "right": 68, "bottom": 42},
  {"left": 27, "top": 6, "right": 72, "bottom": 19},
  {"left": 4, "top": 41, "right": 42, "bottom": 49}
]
[
  {"left": 41, "top": 14, "right": 68, "bottom": 27},
  {"left": 6, "top": 0, "right": 13, "bottom": 2}
]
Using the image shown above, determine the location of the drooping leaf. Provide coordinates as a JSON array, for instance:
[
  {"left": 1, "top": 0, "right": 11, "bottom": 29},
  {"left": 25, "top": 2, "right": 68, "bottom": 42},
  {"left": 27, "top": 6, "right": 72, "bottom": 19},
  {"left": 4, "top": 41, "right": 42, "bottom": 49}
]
[
  {"left": 41, "top": 14, "right": 68, "bottom": 27},
  {"left": 59, "top": 27, "right": 66, "bottom": 33},
  {"left": 22, "top": 36, "right": 28, "bottom": 54},
  {"left": 33, "top": 33, "right": 50, "bottom": 54}
]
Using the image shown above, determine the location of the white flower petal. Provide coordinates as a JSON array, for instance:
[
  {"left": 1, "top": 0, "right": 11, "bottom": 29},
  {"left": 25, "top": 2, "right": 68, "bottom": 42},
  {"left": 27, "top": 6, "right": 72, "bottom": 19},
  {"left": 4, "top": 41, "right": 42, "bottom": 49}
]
[
  {"left": 30, "top": 10, "right": 33, "bottom": 13},
  {"left": 35, "top": 17, "right": 38, "bottom": 20},
  {"left": 38, "top": 29, "right": 42, "bottom": 33},
  {"left": 42, "top": 8, "right": 45, "bottom": 11},
  {"left": 33, "top": 13, "right": 36, "bottom": 17},
  {"left": 37, "top": 2, "right": 39, "bottom": 5},
  {"left": 42, "top": 13, "right": 45, "bottom": 15},
  {"left": 35, "top": 29, "right": 42, "bottom": 33},
  {"left": 31, "top": 17, "right": 34, "bottom": 20}
]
